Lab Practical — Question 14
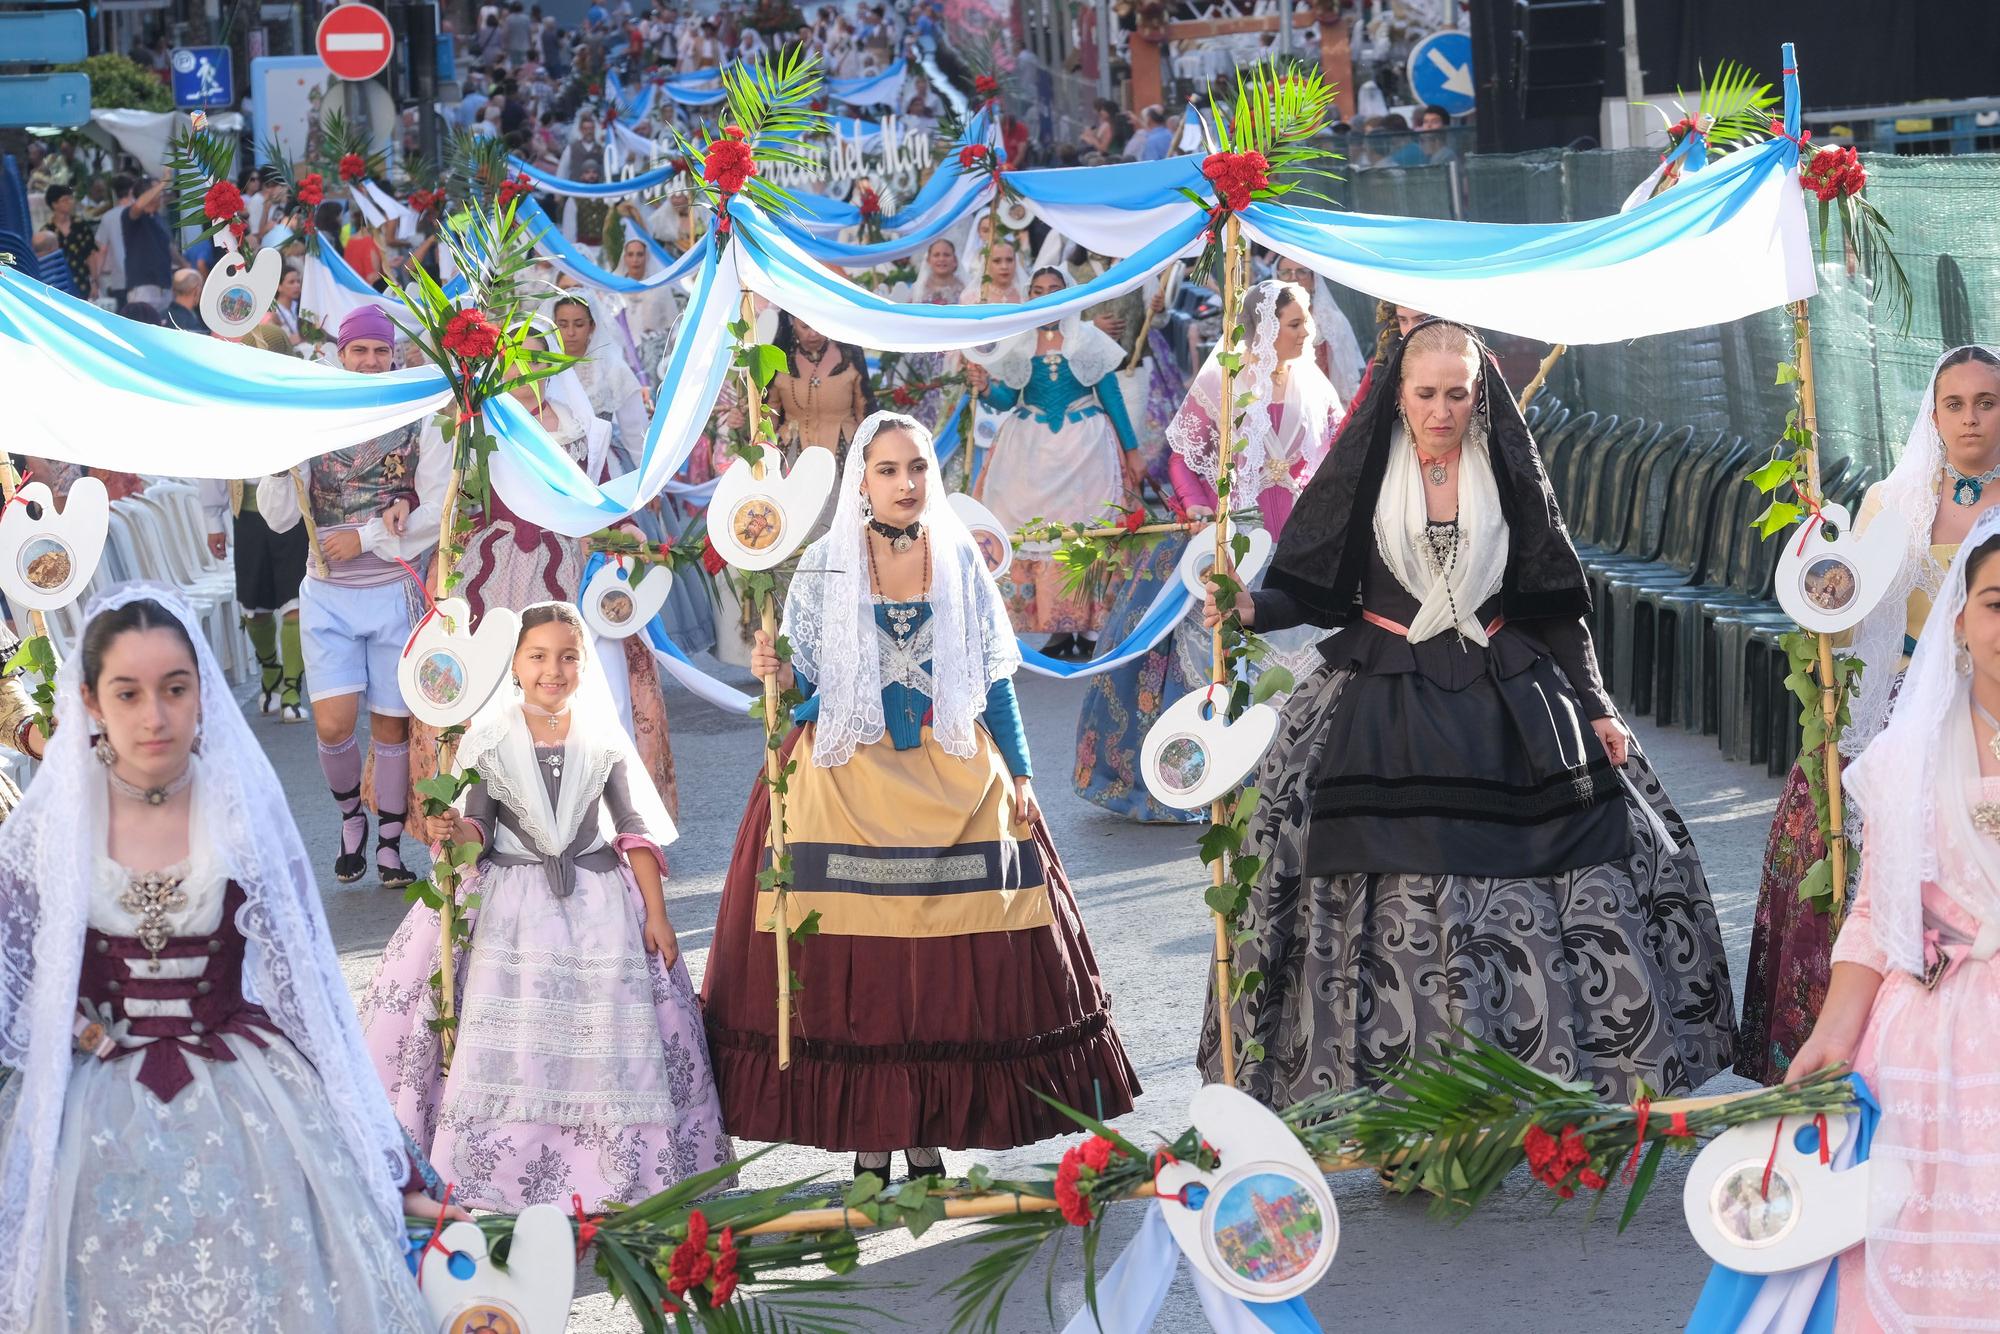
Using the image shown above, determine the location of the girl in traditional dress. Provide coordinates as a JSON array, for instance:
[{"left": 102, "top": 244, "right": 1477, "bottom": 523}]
[
  {"left": 1196, "top": 319, "right": 1735, "bottom": 1101},
  {"left": 968, "top": 266, "right": 1144, "bottom": 657},
  {"left": 702, "top": 412, "right": 1139, "bottom": 1181},
  {"left": 0, "top": 587, "right": 452, "bottom": 1331},
  {"left": 1741, "top": 345, "right": 2000, "bottom": 1083},
  {"left": 1788, "top": 506, "right": 2000, "bottom": 1330},
  {"left": 362, "top": 603, "right": 730, "bottom": 1210},
  {"left": 1074, "top": 279, "right": 1342, "bottom": 820}
]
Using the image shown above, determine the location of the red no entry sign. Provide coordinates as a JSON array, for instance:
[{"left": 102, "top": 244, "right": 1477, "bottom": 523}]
[{"left": 316, "top": 4, "right": 395, "bottom": 81}]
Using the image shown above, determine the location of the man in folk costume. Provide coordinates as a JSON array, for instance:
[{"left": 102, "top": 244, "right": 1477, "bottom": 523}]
[
  {"left": 259, "top": 306, "right": 449, "bottom": 889},
  {"left": 561, "top": 159, "right": 615, "bottom": 262}
]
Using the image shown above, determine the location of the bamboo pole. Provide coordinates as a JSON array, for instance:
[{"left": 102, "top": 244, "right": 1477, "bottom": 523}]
[
  {"left": 1209, "top": 217, "right": 1244, "bottom": 1089},
  {"left": 735, "top": 1084, "right": 1791, "bottom": 1238},
  {"left": 0, "top": 459, "right": 50, "bottom": 643},
  {"left": 740, "top": 290, "right": 795, "bottom": 1069},
  {"left": 1124, "top": 261, "right": 1182, "bottom": 372},
  {"left": 1515, "top": 344, "right": 1567, "bottom": 416},
  {"left": 1792, "top": 299, "right": 1848, "bottom": 918},
  {"left": 431, "top": 455, "right": 468, "bottom": 1069}
]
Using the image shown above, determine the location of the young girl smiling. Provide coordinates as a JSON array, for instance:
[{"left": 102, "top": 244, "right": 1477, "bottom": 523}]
[{"left": 362, "top": 602, "right": 729, "bottom": 1209}]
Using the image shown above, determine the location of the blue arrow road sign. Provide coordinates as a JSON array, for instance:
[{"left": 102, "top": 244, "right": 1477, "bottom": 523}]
[
  {"left": 171, "top": 46, "right": 235, "bottom": 109},
  {"left": 0, "top": 73, "right": 90, "bottom": 128},
  {"left": 1407, "top": 30, "right": 1476, "bottom": 118}
]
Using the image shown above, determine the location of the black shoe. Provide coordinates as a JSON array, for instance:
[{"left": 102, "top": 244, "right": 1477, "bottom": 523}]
[
  {"left": 333, "top": 787, "right": 368, "bottom": 884},
  {"left": 377, "top": 814, "right": 418, "bottom": 889},
  {"left": 1044, "top": 633, "right": 1076, "bottom": 659},
  {"left": 1076, "top": 636, "right": 1099, "bottom": 661},
  {"left": 903, "top": 1149, "right": 947, "bottom": 1182},
  {"left": 854, "top": 1153, "right": 891, "bottom": 1186}
]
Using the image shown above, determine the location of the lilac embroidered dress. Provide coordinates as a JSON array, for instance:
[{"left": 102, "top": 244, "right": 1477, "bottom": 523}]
[{"left": 362, "top": 736, "right": 730, "bottom": 1210}]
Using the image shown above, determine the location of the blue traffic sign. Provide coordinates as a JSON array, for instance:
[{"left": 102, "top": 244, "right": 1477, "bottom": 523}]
[
  {"left": 170, "top": 45, "right": 235, "bottom": 109},
  {"left": 0, "top": 73, "right": 89, "bottom": 128},
  {"left": 1407, "top": 30, "right": 1475, "bottom": 118},
  {"left": 0, "top": 11, "right": 87, "bottom": 64}
]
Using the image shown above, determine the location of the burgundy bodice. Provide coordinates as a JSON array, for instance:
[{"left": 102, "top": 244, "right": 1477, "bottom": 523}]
[{"left": 76, "top": 880, "right": 279, "bottom": 1104}]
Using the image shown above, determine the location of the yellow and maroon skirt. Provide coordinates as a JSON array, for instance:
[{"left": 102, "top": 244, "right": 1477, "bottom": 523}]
[{"left": 703, "top": 724, "right": 1140, "bottom": 1151}]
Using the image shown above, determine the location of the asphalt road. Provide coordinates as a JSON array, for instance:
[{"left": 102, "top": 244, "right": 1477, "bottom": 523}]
[{"left": 273, "top": 651, "right": 1780, "bottom": 1333}]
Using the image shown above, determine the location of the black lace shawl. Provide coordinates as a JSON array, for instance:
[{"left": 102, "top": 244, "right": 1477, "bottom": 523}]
[{"left": 1265, "top": 320, "right": 1590, "bottom": 626}]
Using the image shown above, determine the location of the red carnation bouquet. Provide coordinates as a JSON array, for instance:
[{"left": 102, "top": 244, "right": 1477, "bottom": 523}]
[
  {"left": 702, "top": 125, "right": 761, "bottom": 198},
  {"left": 1800, "top": 143, "right": 1865, "bottom": 202},
  {"left": 441, "top": 309, "right": 502, "bottom": 364},
  {"left": 497, "top": 173, "right": 536, "bottom": 208},
  {"left": 338, "top": 152, "right": 368, "bottom": 184},
  {"left": 1200, "top": 150, "right": 1272, "bottom": 216},
  {"left": 296, "top": 172, "right": 325, "bottom": 210}
]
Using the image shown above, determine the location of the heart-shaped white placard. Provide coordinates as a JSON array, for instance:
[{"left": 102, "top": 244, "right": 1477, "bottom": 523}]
[
  {"left": 581, "top": 559, "right": 670, "bottom": 639},
  {"left": 1178, "top": 523, "right": 1273, "bottom": 600},
  {"left": 1775, "top": 503, "right": 1909, "bottom": 635},
  {"left": 1140, "top": 686, "right": 1279, "bottom": 810},
  {"left": 1155, "top": 1084, "right": 1340, "bottom": 1303},
  {"left": 1681, "top": 1112, "right": 1875, "bottom": 1275},
  {"left": 200, "top": 242, "right": 283, "bottom": 339},
  {"left": 0, "top": 476, "right": 109, "bottom": 612},
  {"left": 397, "top": 597, "right": 520, "bottom": 728},
  {"left": 948, "top": 491, "right": 1012, "bottom": 579},
  {"left": 419, "top": 1201, "right": 575, "bottom": 1333},
  {"left": 707, "top": 444, "right": 836, "bottom": 572}
]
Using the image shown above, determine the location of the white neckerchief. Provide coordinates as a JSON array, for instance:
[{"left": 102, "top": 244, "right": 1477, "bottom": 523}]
[{"left": 1371, "top": 421, "right": 1509, "bottom": 644}]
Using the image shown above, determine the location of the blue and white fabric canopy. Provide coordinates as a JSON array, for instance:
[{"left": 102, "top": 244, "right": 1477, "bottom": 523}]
[{"left": 658, "top": 59, "right": 909, "bottom": 109}]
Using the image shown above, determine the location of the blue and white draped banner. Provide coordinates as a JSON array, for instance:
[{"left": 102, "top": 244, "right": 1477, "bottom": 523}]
[
  {"left": 826, "top": 60, "right": 908, "bottom": 108},
  {"left": 659, "top": 68, "right": 726, "bottom": 107},
  {"left": 1010, "top": 155, "right": 1210, "bottom": 259},
  {"left": 511, "top": 154, "right": 678, "bottom": 200},
  {"left": 1685, "top": 1074, "right": 1877, "bottom": 1334},
  {"left": 604, "top": 120, "right": 660, "bottom": 178},
  {"left": 300, "top": 240, "right": 413, "bottom": 334},
  {"left": 515, "top": 195, "right": 706, "bottom": 294},
  {"left": 0, "top": 265, "right": 452, "bottom": 476},
  {"left": 729, "top": 198, "right": 1205, "bottom": 351},
  {"left": 488, "top": 236, "right": 738, "bottom": 536},
  {"left": 1058, "top": 1207, "right": 1323, "bottom": 1334},
  {"left": 1238, "top": 131, "right": 1815, "bottom": 344},
  {"left": 775, "top": 171, "right": 990, "bottom": 264},
  {"left": 1016, "top": 569, "right": 1191, "bottom": 680},
  {"left": 603, "top": 72, "right": 657, "bottom": 123}
]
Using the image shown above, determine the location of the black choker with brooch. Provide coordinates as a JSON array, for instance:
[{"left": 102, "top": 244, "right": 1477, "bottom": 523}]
[{"left": 868, "top": 518, "right": 923, "bottom": 553}]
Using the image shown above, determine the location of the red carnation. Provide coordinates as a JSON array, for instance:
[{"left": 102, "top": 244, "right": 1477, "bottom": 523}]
[
  {"left": 442, "top": 308, "right": 502, "bottom": 362},
  {"left": 958, "top": 144, "right": 991, "bottom": 170},
  {"left": 669, "top": 156, "right": 688, "bottom": 175},
  {"left": 1522, "top": 1124, "right": 1557, "bottom": 1172},
  {"left": 666, "top": 1211, "right": 714, "bottom": 1295},
  {"left": 1577, "top": 1168, "right": 1608, "bottom": 1192},
  {"left": 974, "top": 74, "right": 999, "bottom": 98},
  {"left": 588, "top": 81, "right": 603, "bottom": 96},
  {"left": 703, "top": 136, "right": 760, "bottom": 197},
  {"left": 701, "top": 535, "right": 727, "bottom": 575},
  {"left": 1053, "top": 1155, "right": 1093, "bottom": 1226},
  {"left": 723, "top": 125, "right": 748, "bottom": 142},
  {"left": 1201, "top": 150, "right": 1271, "bottom": 214},
  {"left": 498, "top": 173, "right": 535, "bottom": 207},
  {"left": 1079, "top": 1135, "right": 1116, "bottom": 1171},
  {"left": 228, "top": 219, "right": 247, "bottom": 245},
  {"left": 710, "top": 1226, "right": 740, "bottom": 1304},
  {"left": 1801, "top": 144, "right": 1865, "bottom": 202},
  {"left": 338, "top": 152, "right": 367, "bottom": 184},
  {"left": 890, "top": 385, "right": 915, "bottom": 408},
  {"left": 859, "top": 187, "right": 881, "bottom": 216},
  {"left": 296, "top": 173, "right": 324, "bottom": 209},
  {"left": 202, "top": 180, "right": 245, "bottom": 223},
  {"left": 810, "top": 97, "right": 828, "bottom": 112}
]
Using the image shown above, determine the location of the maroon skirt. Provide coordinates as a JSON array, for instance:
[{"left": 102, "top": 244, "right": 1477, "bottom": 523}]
[{"left": 701, "top": 731, "right": 1141, "bottom": 1152}]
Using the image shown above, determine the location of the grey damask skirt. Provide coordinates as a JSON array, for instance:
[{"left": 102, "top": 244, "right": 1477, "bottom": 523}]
[{"left": 1196, "top": 664, "right": 1737, "bottom": 1105}]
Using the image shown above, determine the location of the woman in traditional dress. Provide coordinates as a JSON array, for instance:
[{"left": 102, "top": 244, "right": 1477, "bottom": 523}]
[
  {"left": 612, "top": 236, "right": 680, "bottom": 382},
  {"left": 968, "top": 266, "right": 1145, "bottom": 658},
  {"left": 1740, "top": 345, "right": 2000, "bottom": 1083},
  {"left": 1786, "top": 507, "right": 2000, "bottom": 1330},
  {"left": 0, "top": 587, "right": 453, "bottom": 1330},
  {"left": 978, "top": 236, "right": 1023, "bottom": 306},
  {"left": 1074, "top": 279, "right": 1341, "bottom": 820},
  {"left": 362, "top": 603, "right": 730, "bottom": 1209},
  {"left": 1196, "top": 319, "right": 1735, "bottom": 1101},
  {"left": 702, "top": 412, "right": 1139, "bottom": 1181},
  {"left": 911, "top": 237, "right": 966, "bottom": 305}
]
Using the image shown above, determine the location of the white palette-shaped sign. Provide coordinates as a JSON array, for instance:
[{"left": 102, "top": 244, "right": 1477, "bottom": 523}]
[
  {"left": 419, "top": 1202, "right": 575, "bottom": 1333},
  {"left": 580, "top": 559, "right": 670, "bottom": 639},
  {"left": 1178, "top": 523, "right": 1273, "bottom": 600},
  {"left": 1156, "top": 1084, "right": 1340, "bottom": 1302},
  {"left": 200, "top": 240, "right": 282, "bottom": 339},
  {"left": 0, "top": 476, "right": 109, "bottom": 612},
  {"left": 949, "top": 491, "right": 1012, "bottom": 579},
  {"left": 1140, "top": 686, "right": 1278, "bottom": 810},
  {"left": 1775, "top": 503, "right": 1909, "bottom": 635},
  {"left": 397, "top": 597, "right": 519, "bottom": 728},
  {"left": 706, "top": 443, "right": 836, "bottom": 572},
  {"left": 1682, "top": 1112, "right": 1873, "bottom": 1275}
]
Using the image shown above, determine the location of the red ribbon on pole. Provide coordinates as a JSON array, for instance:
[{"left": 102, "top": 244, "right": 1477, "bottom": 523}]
[
  {"left": 415, "top": 1181, "right": 459, "bottom": 1289},
  {"left": 572, "top": 1191, "right": 603, "bottom": 1260},
  {"left": 1622, "top": 1096, "right": 1652, "bottom": 1185}
]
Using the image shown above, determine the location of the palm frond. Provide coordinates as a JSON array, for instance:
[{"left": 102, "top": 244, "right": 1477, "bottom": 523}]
[
  {"left": 446, "top": 130, "right": 515, "bottom": 208},
  {"left": 164, "top": 126, "right": 239, "bottom": 238},
  {"left": 1694, "top": 60, "right": 1779, "bottom": 150},
  {"left": 318, "top": 107, "right": 387, "bottom": 184}
]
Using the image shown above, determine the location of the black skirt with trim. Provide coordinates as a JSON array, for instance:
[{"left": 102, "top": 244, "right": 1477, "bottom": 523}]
[{"left": 1303, "top": 617, "right": 1628, "bottom": 877}]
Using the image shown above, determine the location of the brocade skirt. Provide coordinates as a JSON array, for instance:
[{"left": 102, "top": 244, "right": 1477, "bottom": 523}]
[{"left": 702, "top": 725, "right": 1141, "bottom": 1151}]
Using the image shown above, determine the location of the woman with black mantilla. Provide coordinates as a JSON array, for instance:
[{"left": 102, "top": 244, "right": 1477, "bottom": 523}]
[{"left": 1196, "top": 319, "right": 1735, "bottom": 1102}]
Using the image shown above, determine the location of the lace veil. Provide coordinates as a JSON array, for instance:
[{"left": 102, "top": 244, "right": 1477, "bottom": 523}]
[
  {"left": 1167, "top": 278, "right": 1342, "bottom": 494},
  {"left": 456, "top": 602, "right": 677, "bottom": 857},
  {"left": 1845, "top": 345, "right": 2000, "bottom": 757},
  {"left": 783, "top": 411, "right": 1020, "bottom": 768},
  {"left": 961, "top": 309, "right": 1126, "bottom": 392},
  {"left": 0, "top": 584, "right": 411, "bottom": 1328}
]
